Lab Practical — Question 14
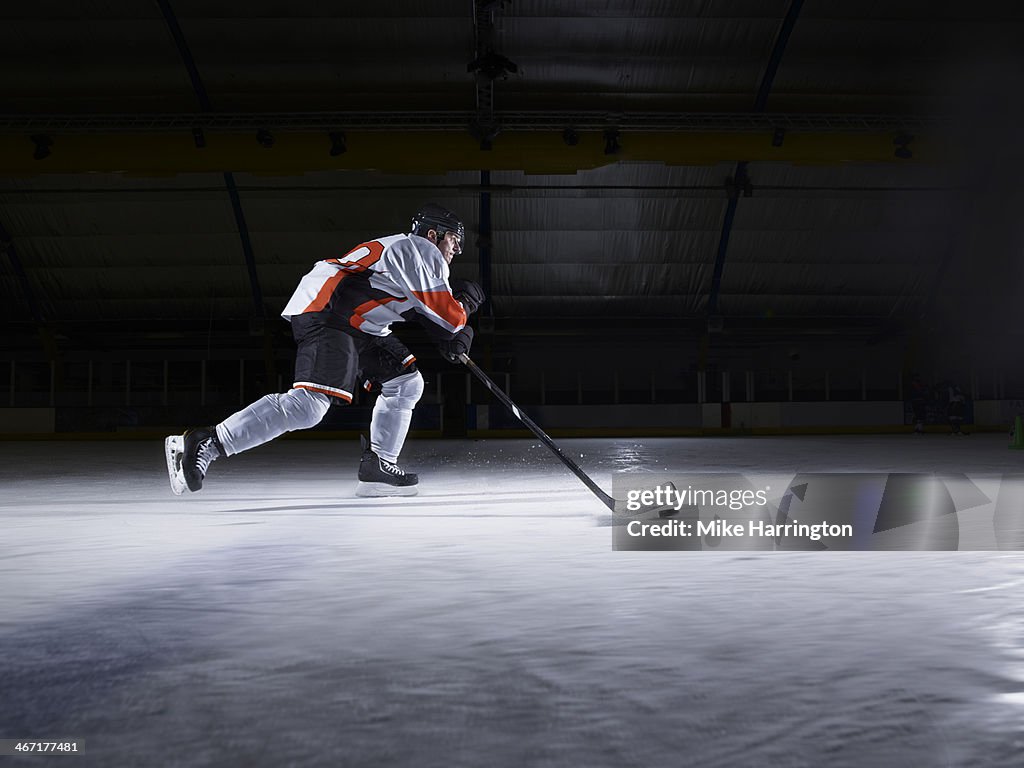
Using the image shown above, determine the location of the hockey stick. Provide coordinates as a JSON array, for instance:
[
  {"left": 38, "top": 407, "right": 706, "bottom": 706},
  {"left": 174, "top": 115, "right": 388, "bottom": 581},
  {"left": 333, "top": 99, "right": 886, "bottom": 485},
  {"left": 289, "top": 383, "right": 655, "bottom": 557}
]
[{"left": 459, "top": 353, "right": 617, "bottom": 511}]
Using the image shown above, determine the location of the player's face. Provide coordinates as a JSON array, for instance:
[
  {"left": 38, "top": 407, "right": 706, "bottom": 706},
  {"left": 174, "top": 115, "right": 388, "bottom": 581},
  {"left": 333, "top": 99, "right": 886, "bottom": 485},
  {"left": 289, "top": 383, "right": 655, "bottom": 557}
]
[{"left": 434, "top": 230, "right": 462, "bottom": 264}]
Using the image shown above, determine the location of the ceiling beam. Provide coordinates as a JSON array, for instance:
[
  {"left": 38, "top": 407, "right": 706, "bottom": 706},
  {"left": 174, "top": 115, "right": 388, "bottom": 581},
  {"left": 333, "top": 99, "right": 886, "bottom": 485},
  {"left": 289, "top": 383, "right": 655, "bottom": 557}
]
[
  {"left": 0, "top": 129, "right": 934, "bottom": 175},
  {"left": 155, "top": 0, "right": 265, "bottom": 319},
  {"left": 0, "top": 111, "right": 944, "bottom": 134},
  {"left": 707, "top": 0, "right": 806, "bottom": 323},
  {"left": 154, "top": 0, "right": 213, "bottom": 113}
]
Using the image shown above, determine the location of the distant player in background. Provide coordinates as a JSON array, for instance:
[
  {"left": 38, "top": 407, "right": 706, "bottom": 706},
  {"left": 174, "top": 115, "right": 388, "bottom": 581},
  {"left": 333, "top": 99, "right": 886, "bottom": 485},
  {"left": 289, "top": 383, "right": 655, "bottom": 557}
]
[
  {"left": 909, "top": 373, "right": 928, "bottom": 435},
  {"left": 946, "top": 381, "right": 967, "bottom": 436},
  {"left": 165, "top": 203, "right": 484, "bottom": 497}
]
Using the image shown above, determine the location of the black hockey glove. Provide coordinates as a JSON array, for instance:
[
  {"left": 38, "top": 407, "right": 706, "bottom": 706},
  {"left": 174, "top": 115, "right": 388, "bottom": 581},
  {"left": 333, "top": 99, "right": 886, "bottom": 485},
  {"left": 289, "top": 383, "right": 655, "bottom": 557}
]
[
  {"left": 438, "top": 325, "right": 474, "bottom": 363},
  {"left": 450, "top": 278, "right": 485, "bottom": 316}
]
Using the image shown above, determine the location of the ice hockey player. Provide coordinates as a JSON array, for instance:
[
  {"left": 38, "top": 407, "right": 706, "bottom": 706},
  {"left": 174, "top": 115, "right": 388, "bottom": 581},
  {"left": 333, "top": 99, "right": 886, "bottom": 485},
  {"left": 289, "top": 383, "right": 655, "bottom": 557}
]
[{"left": 165, "top": 203, "right": 483, "bottom": 497}]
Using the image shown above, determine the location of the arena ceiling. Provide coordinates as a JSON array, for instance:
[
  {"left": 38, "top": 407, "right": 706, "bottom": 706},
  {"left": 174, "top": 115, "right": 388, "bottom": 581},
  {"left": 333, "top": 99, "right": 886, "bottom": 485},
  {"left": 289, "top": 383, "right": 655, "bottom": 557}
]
[{"left": 1, "top": 1, "right": 1023, "bottom": 353}]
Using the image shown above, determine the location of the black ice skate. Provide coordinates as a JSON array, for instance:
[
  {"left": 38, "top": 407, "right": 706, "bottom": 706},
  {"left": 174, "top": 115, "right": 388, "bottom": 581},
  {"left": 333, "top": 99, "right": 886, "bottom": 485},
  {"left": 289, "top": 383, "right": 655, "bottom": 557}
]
[
  {"left": 356, "top": 435, "right": 418, "bottom": 497},
  {"left": 165, "top": 427, "right": 224, "bottom": 495}
]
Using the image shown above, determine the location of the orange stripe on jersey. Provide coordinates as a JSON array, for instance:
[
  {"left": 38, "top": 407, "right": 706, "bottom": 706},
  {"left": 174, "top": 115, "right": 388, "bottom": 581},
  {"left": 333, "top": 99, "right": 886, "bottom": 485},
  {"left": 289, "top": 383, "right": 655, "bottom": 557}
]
[
  {"left": 349, "top": 296, "right": 400, "bottom": 330},
  {"left": 303, "top": 271, "right": 347, "bottom": 314},
  {"left": 303, "top": 240, "right": 386, "bottom": 314},
  {"left": 412, "top": 290, "right": 467, "bottom": 329}
]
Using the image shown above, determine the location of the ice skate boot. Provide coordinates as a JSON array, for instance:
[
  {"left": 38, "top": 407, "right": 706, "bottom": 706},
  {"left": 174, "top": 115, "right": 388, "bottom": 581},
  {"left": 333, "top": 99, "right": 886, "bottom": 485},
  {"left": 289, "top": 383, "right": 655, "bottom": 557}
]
[
  {"left": 356, "top": 435, "right": 418, "bottom": 497},
  {"left": 165, "top": 427, "right": 224, "bottom": 494}
]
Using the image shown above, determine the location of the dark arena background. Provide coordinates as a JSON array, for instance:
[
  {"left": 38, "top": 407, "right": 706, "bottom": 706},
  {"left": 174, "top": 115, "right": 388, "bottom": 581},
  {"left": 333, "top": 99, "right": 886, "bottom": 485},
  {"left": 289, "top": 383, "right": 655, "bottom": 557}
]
[{"left": 2, "top": 2, "right": 1024, "bottom": 766}]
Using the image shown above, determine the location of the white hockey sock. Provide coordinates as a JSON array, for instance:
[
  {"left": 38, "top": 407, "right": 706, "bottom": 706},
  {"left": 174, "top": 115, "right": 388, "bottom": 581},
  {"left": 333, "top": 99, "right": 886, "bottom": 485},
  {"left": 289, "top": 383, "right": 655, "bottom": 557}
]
[
  {"left": 370, "top": 370, "right": 424, "bottom": 463},
  {"left": 216, "top": 387, "right": 331, "bottom": 456}
]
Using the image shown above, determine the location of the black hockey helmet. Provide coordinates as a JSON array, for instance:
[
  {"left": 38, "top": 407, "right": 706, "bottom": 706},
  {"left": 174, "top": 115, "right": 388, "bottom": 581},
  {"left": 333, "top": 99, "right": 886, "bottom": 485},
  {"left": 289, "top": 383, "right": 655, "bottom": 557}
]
[{"left": 411, "top": 203, "right": 465, "bottom": 245}]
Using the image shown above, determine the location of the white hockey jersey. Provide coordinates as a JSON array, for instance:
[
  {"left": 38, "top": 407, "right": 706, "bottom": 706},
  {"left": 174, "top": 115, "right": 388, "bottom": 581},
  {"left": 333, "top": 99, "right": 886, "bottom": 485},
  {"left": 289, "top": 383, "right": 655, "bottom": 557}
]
[{"left": 281, "top": 233, "right": 467, "bottom": 338}]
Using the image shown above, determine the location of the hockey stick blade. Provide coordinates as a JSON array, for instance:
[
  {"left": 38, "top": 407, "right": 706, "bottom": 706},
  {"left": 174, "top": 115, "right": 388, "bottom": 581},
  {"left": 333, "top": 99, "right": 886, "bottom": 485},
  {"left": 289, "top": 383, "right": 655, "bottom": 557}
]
[{"left": 459, "top": 353, "right": 616, "bottom": 511}]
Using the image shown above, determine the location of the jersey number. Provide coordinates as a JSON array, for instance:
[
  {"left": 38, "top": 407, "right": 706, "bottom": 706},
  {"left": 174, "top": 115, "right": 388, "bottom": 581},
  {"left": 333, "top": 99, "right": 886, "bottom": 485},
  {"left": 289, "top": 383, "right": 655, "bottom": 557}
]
[{"left": 333, "top": 241, "right": 385, "bottom": 272}]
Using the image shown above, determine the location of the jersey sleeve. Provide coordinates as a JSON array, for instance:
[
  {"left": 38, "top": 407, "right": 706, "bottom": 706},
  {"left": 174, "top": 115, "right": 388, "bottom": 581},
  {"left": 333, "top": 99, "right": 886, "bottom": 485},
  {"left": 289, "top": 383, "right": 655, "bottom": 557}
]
[{"left": 376, "top": 237, "right": 467, "bottom": 337}]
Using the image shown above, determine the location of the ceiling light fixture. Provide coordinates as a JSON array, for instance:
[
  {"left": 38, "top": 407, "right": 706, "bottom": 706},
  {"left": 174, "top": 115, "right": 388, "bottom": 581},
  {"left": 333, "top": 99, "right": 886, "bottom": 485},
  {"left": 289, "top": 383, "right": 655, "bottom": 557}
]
[
  {"left": 328, "top": 131, "right": 347, "bottom": 156},
  {"left": 893, "top": 133, "right": 914, "bottom": 160},
  {"left": 603, "top": 129, "right": 621, "bottom": 155},
  {"left": 30, "top": 134, "right": 53, "bottom": 160}
]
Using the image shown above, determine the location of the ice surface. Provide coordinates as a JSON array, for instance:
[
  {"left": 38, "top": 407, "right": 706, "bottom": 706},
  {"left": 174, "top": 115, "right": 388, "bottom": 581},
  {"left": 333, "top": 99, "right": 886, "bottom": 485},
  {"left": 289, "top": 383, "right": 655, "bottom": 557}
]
[{"left": 1, "top": 435, "right": 1022, "bottom": 766}]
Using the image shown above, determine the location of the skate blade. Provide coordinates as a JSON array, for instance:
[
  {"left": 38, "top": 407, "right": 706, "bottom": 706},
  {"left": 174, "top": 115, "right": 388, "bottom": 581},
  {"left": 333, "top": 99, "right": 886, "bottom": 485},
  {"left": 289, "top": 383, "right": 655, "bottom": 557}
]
[
  {"left": 164, "top": 435, "right": 187, "bottom": 496},
  {"left": 355, "top": 481, "right": 418, "bottom": 498}
]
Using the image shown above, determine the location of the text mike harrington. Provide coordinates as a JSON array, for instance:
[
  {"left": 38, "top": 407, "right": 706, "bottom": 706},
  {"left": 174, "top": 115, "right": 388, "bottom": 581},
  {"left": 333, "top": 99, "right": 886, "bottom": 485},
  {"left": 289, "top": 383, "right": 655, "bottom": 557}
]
[{"left": 623, "top": 484, "right": 854, "bottom": 541}]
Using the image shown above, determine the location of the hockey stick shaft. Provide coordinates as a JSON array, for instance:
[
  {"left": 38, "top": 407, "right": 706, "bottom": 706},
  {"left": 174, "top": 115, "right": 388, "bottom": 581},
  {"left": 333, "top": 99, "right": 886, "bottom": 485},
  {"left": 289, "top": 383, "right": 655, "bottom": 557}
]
[{"left": 459, "top": 353, "right": 616, "bottom": 511}]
